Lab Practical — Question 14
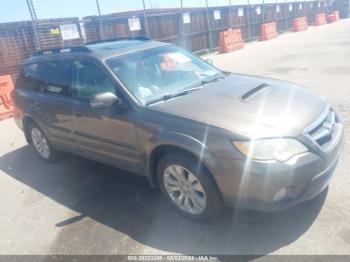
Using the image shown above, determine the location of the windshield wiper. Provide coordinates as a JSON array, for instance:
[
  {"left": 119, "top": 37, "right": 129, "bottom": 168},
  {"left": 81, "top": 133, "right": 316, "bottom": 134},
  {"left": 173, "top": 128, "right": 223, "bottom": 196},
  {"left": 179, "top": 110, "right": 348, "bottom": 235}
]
[
  {"left": 191, "top": 74, "right": 227, "bottom": 88},
  {"left": 145, "top": 73, "right": 229, "bottom": 106},
  {"left": 145, "top": 87, "right": 202, "bottom": 106}
]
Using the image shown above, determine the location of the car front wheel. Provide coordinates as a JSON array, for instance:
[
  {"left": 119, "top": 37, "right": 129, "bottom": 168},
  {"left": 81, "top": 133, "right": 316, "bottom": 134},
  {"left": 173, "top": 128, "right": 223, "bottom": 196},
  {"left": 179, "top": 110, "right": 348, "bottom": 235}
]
[{"left": 157, "top": 153, "right": 222, "bottom": 221}]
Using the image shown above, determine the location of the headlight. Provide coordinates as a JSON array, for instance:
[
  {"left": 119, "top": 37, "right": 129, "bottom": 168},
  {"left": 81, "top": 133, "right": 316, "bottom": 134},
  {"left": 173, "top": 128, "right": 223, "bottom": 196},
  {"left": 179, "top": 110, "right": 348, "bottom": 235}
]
[{"left": 233, "top": 138, "right": 308, "bottom": 162}]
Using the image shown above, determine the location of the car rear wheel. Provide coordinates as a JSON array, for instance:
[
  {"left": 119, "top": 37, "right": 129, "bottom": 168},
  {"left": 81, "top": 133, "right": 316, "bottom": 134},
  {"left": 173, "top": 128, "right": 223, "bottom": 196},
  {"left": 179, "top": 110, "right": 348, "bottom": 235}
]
[
  {"left": 157, "top": 153, "right": 222, "bottom": 221},
  {"left": 29, "top": 124, "right": 60, "bottom": 163}
]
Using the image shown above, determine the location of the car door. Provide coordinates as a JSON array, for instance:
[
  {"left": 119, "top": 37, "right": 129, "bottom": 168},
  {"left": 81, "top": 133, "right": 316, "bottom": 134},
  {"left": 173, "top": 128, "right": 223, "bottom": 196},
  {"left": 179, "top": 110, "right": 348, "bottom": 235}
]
[
  {"left": 18, "top": 61, "right": 77, "bottom": 151},
  {"left": 69, "top": 59, "right": 143, "bottom": 174}
]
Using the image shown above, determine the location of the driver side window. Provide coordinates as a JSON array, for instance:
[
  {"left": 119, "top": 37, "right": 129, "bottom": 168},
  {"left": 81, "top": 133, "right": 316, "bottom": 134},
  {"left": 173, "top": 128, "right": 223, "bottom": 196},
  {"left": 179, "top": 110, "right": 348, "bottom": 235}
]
[{"left": 71, "top": 60, "right": 116, "bottom": 100}]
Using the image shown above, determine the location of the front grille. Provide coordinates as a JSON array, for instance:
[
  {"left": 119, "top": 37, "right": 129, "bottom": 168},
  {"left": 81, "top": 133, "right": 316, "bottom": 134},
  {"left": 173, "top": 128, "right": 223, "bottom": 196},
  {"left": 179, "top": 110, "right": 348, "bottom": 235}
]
[{"left": 308, "top": 109, "right": 340, "bottom": 151}]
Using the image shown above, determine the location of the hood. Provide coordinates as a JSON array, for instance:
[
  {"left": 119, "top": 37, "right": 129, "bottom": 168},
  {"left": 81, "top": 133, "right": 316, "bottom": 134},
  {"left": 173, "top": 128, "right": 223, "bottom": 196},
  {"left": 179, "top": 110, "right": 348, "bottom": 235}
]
[{"left": 151, "top": 74, "right": 328, "bottom": 138}]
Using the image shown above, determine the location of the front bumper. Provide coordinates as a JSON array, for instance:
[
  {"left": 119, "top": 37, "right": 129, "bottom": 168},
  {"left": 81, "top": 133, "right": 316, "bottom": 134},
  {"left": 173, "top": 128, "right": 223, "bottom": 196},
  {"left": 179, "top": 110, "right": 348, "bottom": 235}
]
[
  {"left": 223, "top": 153, "right": 340, "bottom": 211},
  {"left": 211, "top": 125, "right": 345, "bottom": 212}
]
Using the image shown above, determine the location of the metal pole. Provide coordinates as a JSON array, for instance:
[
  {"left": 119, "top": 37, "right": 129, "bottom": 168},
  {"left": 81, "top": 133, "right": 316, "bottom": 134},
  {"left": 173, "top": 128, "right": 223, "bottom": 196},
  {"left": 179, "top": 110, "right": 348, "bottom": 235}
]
[
  {"left": 304, "top": 0, "right": 306, "bottom": 18},
  {"left": 285, "top": 0, "right": 288, "bottom": 31},
  {"left": 205, "top": 0, "right": 213, "bottom": 51},
  {"left": 228, "top": 0, "right": 233, "bottom": 28},
  {"left": 247, "top": 0, "right": 251, "bottom": 40},
  {"left": 179, "top": 0, "right": 186, "bottom": 48},
  {"left": 275, "top": 0, "right": 278, "bottom": 24},
  {"left": 142, "top": 0, "right": 150, "bottom": 38},
  {"left": 28, "top": 0, "right": 38, "bottom": 23},
  {"left": 262, "top": 0, "right": 265, "bottom": 23},
  {"left": 95, "top": 0, "right": 105, "bottom": 40},
  {"left": 26, "top": 0, "right": 41, "bottom": 50}
]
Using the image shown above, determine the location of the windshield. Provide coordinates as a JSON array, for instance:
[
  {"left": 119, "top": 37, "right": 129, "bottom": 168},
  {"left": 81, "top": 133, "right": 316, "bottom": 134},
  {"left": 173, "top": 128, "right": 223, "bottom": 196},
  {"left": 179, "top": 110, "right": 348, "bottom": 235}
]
[{"left": 106, "top": 45, "right": 225, "bottom": 105}]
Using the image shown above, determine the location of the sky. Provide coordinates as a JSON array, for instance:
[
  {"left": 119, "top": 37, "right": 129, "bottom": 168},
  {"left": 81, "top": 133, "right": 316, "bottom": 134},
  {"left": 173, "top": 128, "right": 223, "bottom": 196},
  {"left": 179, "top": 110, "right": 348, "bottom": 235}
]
[{"left": 1, "top": 0, "right": 315, "bottom": 23}]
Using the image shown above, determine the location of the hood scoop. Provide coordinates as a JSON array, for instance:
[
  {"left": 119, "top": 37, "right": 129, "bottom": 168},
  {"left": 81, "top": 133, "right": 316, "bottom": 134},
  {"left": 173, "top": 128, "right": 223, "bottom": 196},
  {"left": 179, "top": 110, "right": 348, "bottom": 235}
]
[{"left": 241, "top": 83, "right": 273, "bottom": 102}]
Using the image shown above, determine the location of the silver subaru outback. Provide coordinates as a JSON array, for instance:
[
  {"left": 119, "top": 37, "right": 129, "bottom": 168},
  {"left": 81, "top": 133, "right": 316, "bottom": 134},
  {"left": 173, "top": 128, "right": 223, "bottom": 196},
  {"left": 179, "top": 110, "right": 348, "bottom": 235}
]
[{"left": 13, "top": 39, "right": 344, "bottom": 221}]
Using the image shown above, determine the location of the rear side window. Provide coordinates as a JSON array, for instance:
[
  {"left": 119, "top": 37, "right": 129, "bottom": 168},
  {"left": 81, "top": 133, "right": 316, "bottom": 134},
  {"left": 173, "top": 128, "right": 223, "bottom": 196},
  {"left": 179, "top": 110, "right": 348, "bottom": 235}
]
[
  {"left": 43, "top": 61, "right": 71, "bottom": 95},
  {"left": 16, "top": 61, "right": 71, "bottom": 96},
  {"left": 16, "top": 63, "right": 47, "bottom": 91}
]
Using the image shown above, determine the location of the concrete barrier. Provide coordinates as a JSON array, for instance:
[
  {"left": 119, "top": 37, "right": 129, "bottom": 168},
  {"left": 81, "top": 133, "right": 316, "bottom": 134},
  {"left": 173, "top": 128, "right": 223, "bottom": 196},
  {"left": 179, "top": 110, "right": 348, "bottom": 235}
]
[{"left": 219, "top": 29, "right": 244, "bottom": 53}]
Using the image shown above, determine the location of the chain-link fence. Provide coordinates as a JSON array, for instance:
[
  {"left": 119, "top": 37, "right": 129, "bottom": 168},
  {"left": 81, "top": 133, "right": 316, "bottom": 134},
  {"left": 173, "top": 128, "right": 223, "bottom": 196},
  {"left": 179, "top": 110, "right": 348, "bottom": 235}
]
[{"left": 1, "top": 0, "right": 349, "bottom": 81}]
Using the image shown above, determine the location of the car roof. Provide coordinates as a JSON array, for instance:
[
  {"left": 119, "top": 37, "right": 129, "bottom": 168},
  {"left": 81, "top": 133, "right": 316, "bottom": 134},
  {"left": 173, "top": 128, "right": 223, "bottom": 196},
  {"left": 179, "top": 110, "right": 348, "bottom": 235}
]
[{"left": 25, "top": 38, "right": 169, "bottom": 64}]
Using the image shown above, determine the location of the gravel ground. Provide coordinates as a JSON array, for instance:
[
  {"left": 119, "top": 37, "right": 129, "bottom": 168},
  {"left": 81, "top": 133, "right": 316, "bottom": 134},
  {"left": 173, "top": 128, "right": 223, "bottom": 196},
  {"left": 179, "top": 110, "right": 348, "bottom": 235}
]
[{"left": 0, "top": 19, "right": 349, "bottom": 256}]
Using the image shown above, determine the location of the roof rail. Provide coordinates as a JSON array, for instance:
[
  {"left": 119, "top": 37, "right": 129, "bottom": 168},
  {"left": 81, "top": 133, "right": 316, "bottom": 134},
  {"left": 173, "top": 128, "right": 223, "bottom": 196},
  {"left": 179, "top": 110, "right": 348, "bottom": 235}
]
[
  {"left": 32, "top": 46, "right": 91, "bottom": 57},
  {"left": 86, "top": 36, "right": 151, "bottom": 45}
]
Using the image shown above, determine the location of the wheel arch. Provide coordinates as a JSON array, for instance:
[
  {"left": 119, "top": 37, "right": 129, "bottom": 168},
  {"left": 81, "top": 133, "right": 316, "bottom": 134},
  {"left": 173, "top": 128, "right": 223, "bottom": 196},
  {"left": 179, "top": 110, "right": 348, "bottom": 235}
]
[
  {"left": 146, "top": 133, "right": 218, "bottom": 189},
  {"left": 22, "top": 115, "right": 36, "bottom": 144}
]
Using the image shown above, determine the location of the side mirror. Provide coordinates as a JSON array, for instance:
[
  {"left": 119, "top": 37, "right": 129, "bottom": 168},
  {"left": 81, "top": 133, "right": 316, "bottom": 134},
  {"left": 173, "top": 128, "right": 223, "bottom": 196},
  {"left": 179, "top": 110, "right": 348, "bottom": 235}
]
[
  {"left": 90, "top": 92, "right": 120, "bottom": 109},
  {"left": 205, "top": 59, "right": 214, "bottom": 65}
]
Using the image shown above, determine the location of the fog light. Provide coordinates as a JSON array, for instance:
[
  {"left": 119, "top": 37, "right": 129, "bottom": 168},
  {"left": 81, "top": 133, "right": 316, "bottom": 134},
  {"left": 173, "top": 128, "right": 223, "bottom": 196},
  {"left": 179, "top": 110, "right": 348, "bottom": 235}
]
[{"left": 273, "top": 187, "right": 288, "bottom": 202}]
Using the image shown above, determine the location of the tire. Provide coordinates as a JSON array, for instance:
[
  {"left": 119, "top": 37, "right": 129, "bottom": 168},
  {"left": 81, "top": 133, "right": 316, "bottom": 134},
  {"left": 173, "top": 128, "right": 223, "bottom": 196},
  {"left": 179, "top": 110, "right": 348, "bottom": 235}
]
[
  {"left": 29, "top": 123, "right": 61, "bottom": 163},
  {"left": 157, "top": 152, "right": 222, "bottom": 222}
]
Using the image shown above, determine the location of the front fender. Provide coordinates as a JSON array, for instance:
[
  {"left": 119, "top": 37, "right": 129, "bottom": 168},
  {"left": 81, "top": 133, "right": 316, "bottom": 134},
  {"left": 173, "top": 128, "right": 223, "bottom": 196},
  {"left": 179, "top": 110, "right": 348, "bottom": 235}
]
[{"left": 145, "top": 131, "right": 216, "bottom": 187}]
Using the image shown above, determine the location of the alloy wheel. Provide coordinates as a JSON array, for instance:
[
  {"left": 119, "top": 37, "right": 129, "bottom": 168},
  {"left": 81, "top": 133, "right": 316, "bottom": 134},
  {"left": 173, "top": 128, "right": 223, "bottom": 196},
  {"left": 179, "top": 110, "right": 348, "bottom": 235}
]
[
  {"left": 163, "top": 165, "right": 207, "bottom": 214},
  {"left": 31, "top": 127, "right": 50, "bottom": 159}
]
